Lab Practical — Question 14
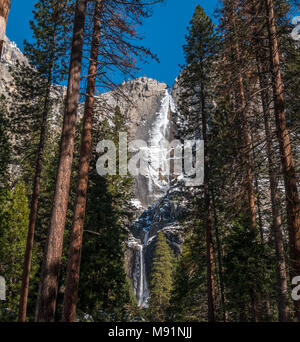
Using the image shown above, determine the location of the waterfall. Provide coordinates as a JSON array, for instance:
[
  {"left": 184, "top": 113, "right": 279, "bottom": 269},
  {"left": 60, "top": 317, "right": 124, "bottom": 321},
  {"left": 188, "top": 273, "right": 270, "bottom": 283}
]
[
  {"left": 135, "top": 88, "right": 175, "bottom": 308},
  {"left": 147, "top": 89, "right": 174, "bottom": 196},
  {"left": 137, "top": 245, "right": 144, "bottom": 307},
  {"left": 137, "top": 229, "right": 150, "bottom": 308},
  {"left": 141, "top": 230, "right": 150, "bottom": 307}
]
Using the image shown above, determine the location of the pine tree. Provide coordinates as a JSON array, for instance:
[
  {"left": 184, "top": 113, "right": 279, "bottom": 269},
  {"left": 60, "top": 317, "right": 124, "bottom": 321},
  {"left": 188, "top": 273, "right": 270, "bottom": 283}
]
[
  {"left": 215, "top": 0, "right": 270, "bottom": 321},
  {"left": 252, "top": 3, "right": 290, "bottom": 319},
  {"left": 169, "top": 229, "right": 207, "bottom": 322},
  {"left": 231, "top": 1, "right": 257, "bottom": 234},
  {"left": 0, "top": 182, "right": 38, "bottom": 320},
  {"left": 35, "top": 0, "right": 88, "bottom": 322},
  {"left": 265, "top": 0, "right": 300, "bottom": 321},
  {"left": 149, "top": 232, "right": 174, "bottom": 322},
  {"left": 62, "top": 1, "right": 103, "bottom": 322},
  {"left": 77, "top": 106, "right": 136, "bottom": 322},
  {"left": 223, "top": 215, "right": 274, "bottom": 322},
  {"left": 182, "top": 5, "right": 218, "bottom": 322},
  {"left": 17, "top": 0, "right": 72, "bottom": 322}
]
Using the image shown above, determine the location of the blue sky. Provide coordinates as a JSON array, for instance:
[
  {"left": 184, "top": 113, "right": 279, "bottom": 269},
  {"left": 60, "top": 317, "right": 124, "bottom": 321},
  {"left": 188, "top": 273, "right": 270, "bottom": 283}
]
[{"left": 6, "top": 0, "right": 220, "bottom": 87}]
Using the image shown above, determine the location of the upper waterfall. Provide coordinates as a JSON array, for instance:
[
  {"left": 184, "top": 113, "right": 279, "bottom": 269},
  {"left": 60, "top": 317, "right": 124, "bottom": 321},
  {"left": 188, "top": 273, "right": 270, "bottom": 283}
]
[{"left": 147, "top": 89, "right": 175, "bottom": 196}]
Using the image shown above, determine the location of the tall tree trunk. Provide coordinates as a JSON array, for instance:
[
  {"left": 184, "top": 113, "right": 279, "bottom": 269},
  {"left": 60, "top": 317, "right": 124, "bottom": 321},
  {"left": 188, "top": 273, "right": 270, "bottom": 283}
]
[
  {"left": 251, "top": 133, "right": 264, "bottom": 244},
  {"left": 62, "top": 2, "right": 102, "bottom": 322},
  {"left": 0, "top": 0, "right": 10, "bottom": 59},
  {"left": 18, "top": 42, "right": 55, "bottom": 322},
  {"left": 226, "top": 0, "right": 256, "bottom": 231},
  {"left": 35, "top": 0, "right": 87, "bottom": 322},
  {"left": 256, "top": 57, "right": 290, "bottom": 322},
  {"left": 266, "top": 0, "right": 300, "bottom": 322},
  {"left": 234, "top": 45, "right": 256, "bottom": 232},
  {"left": 211, "top": 189, "right": 227, "bottom": 322},
  {"left": 200, "top": 73, "right": 216, "bottom": 322},
  {"left": 230, "top": 7, "right": 261, "bottom": 321},
  {"left": 265, "top": 294, "right": 272, "bottom": 322}
]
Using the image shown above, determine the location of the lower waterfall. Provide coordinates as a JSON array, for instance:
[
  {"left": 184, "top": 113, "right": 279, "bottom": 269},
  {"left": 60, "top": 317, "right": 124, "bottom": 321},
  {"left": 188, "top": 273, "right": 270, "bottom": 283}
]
[{"left": 137, "top": 229, "right": 150, "bottom": 308}]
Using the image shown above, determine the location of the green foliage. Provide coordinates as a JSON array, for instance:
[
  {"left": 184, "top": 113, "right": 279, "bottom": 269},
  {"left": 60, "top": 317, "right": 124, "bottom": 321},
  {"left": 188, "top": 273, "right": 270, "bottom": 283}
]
[
  {"left": 0, "top": 181, "right": 38, "bottom": 320},
  {"left": 169, "top": 225, "right": 208, "bottom": 322},
  {"left": 184, "top": 4, "right": 217, "bottom": 64},
  {"left": 223, "top": 215, "right": 274, "bottom": 322},
  {"left": 7, "top": 0, "right": 71, "bottom": 189},
  {"left": 34, "top": 129, "right": 61, "bottom": 248},
  {"left": 77, "top": 106, "right": 136, "bottom": 321},
  {"left": 171, "top": 5, "right": 222, "bottom": 322},
  {"left": 9, "top": 64, "right": 49, "bottom": 187},
  {"left": 176, "top": 5, "right": 219, "bottom": 141},
  {"left": 24, "top": 0, "right": 73, "bottom": 81},
  {"left": 0, "top": 2, "right": 72, "bottom": 320},
  {"left": 148, "top": 232, "right": 174, "bottom": 322}
]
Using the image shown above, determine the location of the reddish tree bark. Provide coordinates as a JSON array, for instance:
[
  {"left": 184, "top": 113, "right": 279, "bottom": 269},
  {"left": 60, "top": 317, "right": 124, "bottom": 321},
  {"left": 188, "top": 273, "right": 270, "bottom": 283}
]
[
  {"left": 211, "top": 189, "right": 227, "bottom": 322},
  {"left": 35, "top": 0, "right": 87, "bottom": 322},
  {"left": 266, "top": 0, "right": 300, "bottom": 322},
  {"left": 62, "top": 1, "right": 102, "bottom": 322},
  {"left": 232, "top": 18, "right": 257, "bottom": 233},
  {"left": 200, "top": 78, "right": 216, "bottom": 322},
  {"left": 229, "top": 2, "right": 261, "bottom": 321},
  {"left": 0, "top": 0, "right": 10, "bottom": 58},
  {"left": 256, "top": 49, "right": 290, "bottom": 321}
]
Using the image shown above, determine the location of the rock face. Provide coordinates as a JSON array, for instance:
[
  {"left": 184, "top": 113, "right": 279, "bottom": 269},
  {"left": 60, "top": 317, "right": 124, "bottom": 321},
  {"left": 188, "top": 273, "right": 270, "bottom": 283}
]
[
  {"left": 0, "top": 36, "right": 66, "bottom": 111},
  {"left": 1, "top": 36, "right": 28, "bottom": 65},
  {"left": 0, "top": 36, "right": 30, "bottom": 95}
]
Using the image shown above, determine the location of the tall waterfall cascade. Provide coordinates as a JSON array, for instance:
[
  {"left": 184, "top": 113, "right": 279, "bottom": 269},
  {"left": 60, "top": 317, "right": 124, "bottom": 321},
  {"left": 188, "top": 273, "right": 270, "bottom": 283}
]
[{"left": 134, "top": 88, "right": 176, "bottom": 308}]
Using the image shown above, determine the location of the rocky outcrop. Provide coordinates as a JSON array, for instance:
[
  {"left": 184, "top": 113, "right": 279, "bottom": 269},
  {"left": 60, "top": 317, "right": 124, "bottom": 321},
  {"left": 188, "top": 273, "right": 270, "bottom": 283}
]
[
  {"left": 0, "top": 36, "right": 30, "bottom": 95},
  {"left": 1, "top": 36, "right": 28, "bottom": 65},
  {"left": 0, "top": 35, "right": 66, "bottom": 112}
]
